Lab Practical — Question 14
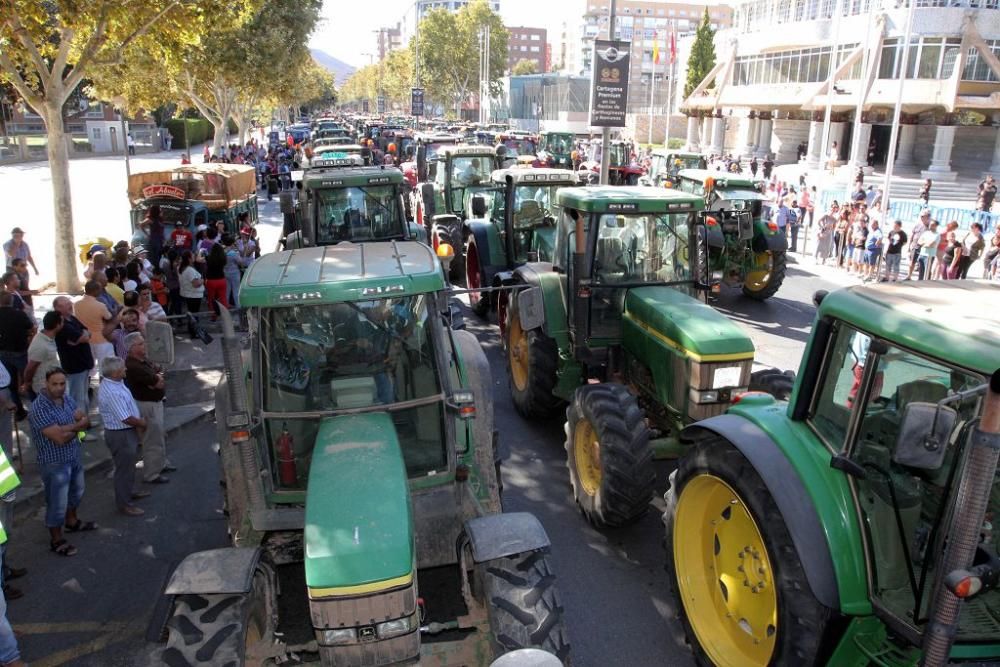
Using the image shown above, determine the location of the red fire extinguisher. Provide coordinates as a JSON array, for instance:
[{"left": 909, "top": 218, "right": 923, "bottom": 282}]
[{"left": 276, "top": 424, "right": 297, "bottom": 486}]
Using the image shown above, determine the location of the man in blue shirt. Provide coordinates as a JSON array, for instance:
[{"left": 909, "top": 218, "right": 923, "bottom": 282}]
[
  {"left": 863, "top": 220, "right": 884, "bottom": 282},
  {"left": 28, "top": 368, "right": 92, "bottom": 557}
]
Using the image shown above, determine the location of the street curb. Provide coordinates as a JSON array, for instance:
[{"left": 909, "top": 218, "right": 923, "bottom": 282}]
[{"left": 12, "top": 406, "right": 216, "bottom": 523}]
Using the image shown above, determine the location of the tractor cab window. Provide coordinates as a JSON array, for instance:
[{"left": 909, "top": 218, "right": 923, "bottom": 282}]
[
  {"left": 542, "top": 134, "right": 572, "bottom": 154},
  {"left": 608, "top": 143, "right": 628, "bottom": 168},
  {"left": 260, "top": 296, "right": 447, "bottom": 486},
  {"left": 314, "top": 185, "right": 404, "bottom": 244},
  {"left": 553, "top": 208, "right": 585, "bottom": 273},
  {"left": 591, "top": 213, "right": 693, "bottom": 286},
  {"left": 510, "top": 184, "right": 563, "bottom": 263},
  {"left": 451, "top": 157, "right": 490, "bottom": 187}
]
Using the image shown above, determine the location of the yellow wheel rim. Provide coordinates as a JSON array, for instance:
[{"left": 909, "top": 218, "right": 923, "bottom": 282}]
[
  {"left": 508, "top": 311, "right": 529, "bottom": 393},
  {"left": 673, "top": 474, "right": 777, "bottom": 667},
  {"left": 744, "top": 252, "right": 773, "bottom": 292},
  {"left": 572, "top": 417, "right": 601, "bottom": 497}
]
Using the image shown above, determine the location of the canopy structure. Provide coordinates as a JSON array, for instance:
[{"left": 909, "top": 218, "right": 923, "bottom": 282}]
[{"left": 128, "top": 164, "right": 257, "bottom": 210}]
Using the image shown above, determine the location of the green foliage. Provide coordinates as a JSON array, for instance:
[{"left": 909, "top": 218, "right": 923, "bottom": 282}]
[
  {"left": 684, "top": 8, "right": 717, "bottom": 99},
  {"left": 165, "top": 118, "right": 214, "bottom": 148},
  {"left": 512, "top": 59, "right": 539, "bottom": 76}
]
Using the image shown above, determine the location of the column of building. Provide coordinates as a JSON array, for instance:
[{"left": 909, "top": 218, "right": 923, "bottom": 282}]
[
  {"left": 987, "top": 116, "right": 1000, "bottom": 176},
  {"left": 710, "top": 111, "right": 726, "bottom": 155},
  {"left": 921, "top": 117, "right": 958, "bottom": 182},
  {"left": 896, "top": 122, "right": 917, "bottom": 168},
  {"left": 803, "top": 111, "right": 824, "bottom": 169},
  {"left": 755, "top": 112, "right": 773, "bottom": 159},
  {"left": 685, "top": 115, "right": 701, "bottom": 152},
  {"left": 741, "top": 111, "right": 759, "bottom": 157}
]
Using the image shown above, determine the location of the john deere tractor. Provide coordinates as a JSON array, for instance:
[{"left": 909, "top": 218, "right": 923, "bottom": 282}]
[
  {"left": 159, "top": 242, "right": 570, "bottom": 666},
  {"left": 280, "top": 155, "right": 420, "bottom": 249},
  {"left": 463, "top": 167, "right": 579, "bottom": 318},
  {"left": 503, "top": 187, "right": 764, "bottom": 528},
  {"left": 536, "top": 132, "right": 575, "bottom": 169},
  {"left": 664, "top": 281, "right": 1000, "bottom": 667},
  {"left": 675, "top": 168, "right": 787, "bottom": 300},
  {"left": 414, "top": 144, "right": 501, "bottom": 284}
]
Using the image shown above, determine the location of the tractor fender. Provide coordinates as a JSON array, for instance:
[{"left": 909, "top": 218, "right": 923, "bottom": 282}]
[
  {"left": 753, "top": 225, "right": 788, "bottom": 253},
  {"left": 461, "top": 512, "right": 550, "bottom": 564},
  {"left": 452, "top": 328, "right": 497, "bottom": 460},
  {"left": 165, "top": 547, "right": 263, "bottom": 595},
  {"left": 681, "top": 414, "right": 841, "bottom": 610},
  {"left": 420, "top": 183, "right": 436, "bottom": 220},
  {"left": 466, "top": 221, "right": 498, "bottom": 285},
  {"left": 510, "top": 263, "right": 557, "bottom": 333}
]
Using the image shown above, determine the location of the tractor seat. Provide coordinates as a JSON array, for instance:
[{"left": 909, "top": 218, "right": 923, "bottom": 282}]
[
  {"left": 514, "top": 200, "right": 544, "bottom": 229},
  {"left": 330, "top": 377, "right": 376, "bottom": 408},
  {"left": 895, "top": 379, "right": 949, "bottom": 411},
  {"left": 595, "top": 236, "right": 627, "bottom": 283}
]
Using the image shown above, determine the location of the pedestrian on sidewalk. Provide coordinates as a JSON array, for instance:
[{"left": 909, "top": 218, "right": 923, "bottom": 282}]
[
  {"left": 916, "top": 220, "right": 940, "bottom": 280},
  {"left": 942, "top": 231, "right": 964, "bottom": 280},
  {"left": 52, "top": 297, "right": 95, "bottom": 440},
  {"left": 28, "top": 368, "right": 94, "bottom": 557},
  {"left": 21, "top": 311, "right": 63, "bottom": 401},
  {"left": 977, "top": 175, "right": 997, "bottom": 230},
  {"left": 906, "top": 210, "right": 931, "bottom": 280},
  {"left": 222, "top": 235, "right": 243, "bottom": 309},
  {"left": 0, "top": 292, "right": 34, "bottom": 423},
  {"left": 138, "top": 285, "right": 167, "bottom": 323},
  {"left": 0, "top": 364, "right": 14, "bottom": 462},
  {"left": 863, "top": 220, "right": 883, "bottom": 282},
  {"left": 9, "top": 260, "right": 37, "bottom": 324},
  {"left": 1, "top": 273, "right": 29, "bottom": 322},
  {"left": 2, "top": 228, "right": 38, "bottom": 276},
  {"left": 814, "top": 203, "right": 837, "bottom": 265},
  {"left": 124, "top": 334, "right": 170, "bottom": 484},
  {"left": 0, "top": 443, "right": 26, "bottom": 659},
  {"left": 96, "top": 357, "right": 147, "bottom": 517},
  {"left": 919, "top": 178, "right": 932, "bottom": 207},
  {"left": 960, "top": 222, "right": 985, "bottom": 279},
  {"left": 934, "top": 221, "right": 959, "bottom": 279},
  {"left": 179, "top": 252, "right": 205, "bottom": 337},
  {"left": 788, "top": 200, "right": 801, "bottom": 253},
  {"left": 883, "top": 220, "right": 907, "bottom": 282},
  {"left": 74, "top": 280, "right": 117, "bottom": 367}
]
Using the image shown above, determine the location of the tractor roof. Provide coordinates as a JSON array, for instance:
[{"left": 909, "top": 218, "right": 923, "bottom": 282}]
[
  {"left": 437, "top": 144, "right": 497, "bottom": 158},
  {"left": 491, "top": 167, "right": 578, "bottom": 185},
  {"left": 303, "top": 165, "right": 403, "bottom": 189},
  {"left": 240, "top": 242, "right": 445, "bottom": 307},
  {"left": 677, "top": 169, "right": 764, "bottom": 190},
  {"left": 817, "top": 281, "right": 1000, "bottom": 376},
  {"left": 557, "top": 186, "right": 704, "bottom": 214}
]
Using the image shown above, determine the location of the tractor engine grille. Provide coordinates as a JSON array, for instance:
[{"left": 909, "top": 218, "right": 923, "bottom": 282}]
[{"left": 310, "top": 582, "right": 420, "bottom": 666}]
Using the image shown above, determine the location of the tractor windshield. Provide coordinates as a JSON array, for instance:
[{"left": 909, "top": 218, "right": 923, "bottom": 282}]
[
  {"left": 608, "top": 143, "right": 628, "bottom": 168},
  {"left": 260, "top": 295, "right": 447, "bottom": 482},
  {"left": 313, "top": 185, "right": 405, "bottom": 243},
  {"left": 592, "top": 212, "right": 695, "bottom": 287},
  {"left": 542, "top": 134, "right": 572, "bottom": 154}
]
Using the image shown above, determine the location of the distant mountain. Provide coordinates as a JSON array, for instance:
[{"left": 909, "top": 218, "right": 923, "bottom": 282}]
[{"left": 310, "top": 49, "right": 357, "bottom": 85}]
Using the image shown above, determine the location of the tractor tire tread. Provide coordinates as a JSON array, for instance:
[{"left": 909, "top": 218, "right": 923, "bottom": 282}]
[
  {"left": 161, "top": 594, "right": 248, "bottom": 667},
  {"left": 505, "top": 304, "right": 562, "bottom": 418},
  {"left": 743, "top": 249, "right": 787, "bottom": 300}
]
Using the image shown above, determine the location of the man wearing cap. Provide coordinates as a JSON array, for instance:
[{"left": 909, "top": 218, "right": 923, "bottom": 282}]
[
  {"left": 2, "top": 229, "right": 37, "bottom": 276},
  {"left": 906, "top": 209, "right": 931, "bottom": 280}
]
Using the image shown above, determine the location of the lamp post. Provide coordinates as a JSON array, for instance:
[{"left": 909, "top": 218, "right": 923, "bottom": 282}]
[
  {"left": 600, "top": 0, "right": 618, "bottom": 185},
  {"left": 111, "top": 95, "right": 131, "bottom": 180},
  {"left": 880, "top": 0, "right": 918, "bottom": 214}
]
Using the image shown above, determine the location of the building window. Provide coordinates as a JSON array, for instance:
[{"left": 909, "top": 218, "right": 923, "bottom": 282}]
[
  {"left": 530, "top": 46, "right": 540, "bottom": 52},
  {"left": 531, "top": 34, "right": 540, "bottom": 40}
]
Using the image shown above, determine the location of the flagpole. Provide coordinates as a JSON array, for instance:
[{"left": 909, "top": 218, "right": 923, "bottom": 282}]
[
  {"left": 647, "top": 32, "right": 658, "bottom": 145},
  {"left": 664, "top": 21, "right": 675, "bottom": 149}
]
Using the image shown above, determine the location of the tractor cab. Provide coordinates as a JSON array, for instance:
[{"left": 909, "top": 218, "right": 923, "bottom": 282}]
[
  {"left": 537, "top": 131, "right": 574, "bottom": 169},
  {"left": 281, "top": 160, "right": 415, "bottom": 248},
  {"left": 676, "top": 168, "right": 787, "bottom": 300},
  {"left": 643, "top": 150, "right": 706, "bottom": 187},
  {"left": 606, "top": 140, "right": 644, "bottom": 185}
]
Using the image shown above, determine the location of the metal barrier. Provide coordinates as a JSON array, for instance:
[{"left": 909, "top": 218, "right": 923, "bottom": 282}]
[{"left": 816, "top": 190, "right": 1000, "bottom": 232}]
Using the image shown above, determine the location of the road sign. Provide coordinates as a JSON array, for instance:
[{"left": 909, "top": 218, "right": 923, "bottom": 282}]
[
  {"left": 589, "top": 39, "right": 631, "bottom": 128},
  {"left": 411, "top": 88, "right": 425, "bottom": 117},
  {"left": 377, "top": 96, "right": 386, "bottom": 114},
  {"left": 362, "top": 99, "right": 369, "bottom": 113}
]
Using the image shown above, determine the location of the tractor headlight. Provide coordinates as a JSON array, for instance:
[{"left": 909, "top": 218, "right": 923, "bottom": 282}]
[
  {"left": 711, "top": 365, "right": 742, "bottom": 390},
  {"left": 321, "top": 628, "right": 357, "bottom": 645},
  {"left": 691, "top": 389, "right": 719, "bottom": 404},
  {"left": 377, "top": 614, "right": 416, "bottom": 638}
]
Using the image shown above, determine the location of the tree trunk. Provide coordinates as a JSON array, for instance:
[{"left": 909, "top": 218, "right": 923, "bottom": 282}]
[
  {"left": 43, "top": 103, "right": 82, "bottom": 293},
  {"left": 212, "top": 116, "right": 227, "bottom": 156}
]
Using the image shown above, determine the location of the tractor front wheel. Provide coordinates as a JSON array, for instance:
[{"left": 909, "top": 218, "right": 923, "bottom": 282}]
[
  {"left": 664, "top": 437, "right": 835, "bottom": 667},
  {"left": 465, "top": 237, "right": 490, "bottom": 318},
  {"left": 565, "top": 384, "right": 653, "bottom": 527},
  {"left": 479, "top": 550, "right": 571, "bottom": 665},
  {"left": 161, "top": 571, "right": 273, "bottom": 666},
  {"left": 505, "top": 299, "right": 562, "bottom": 418},
  {"left": 742, "top": 250, "right": 787, "bottom": 300}
]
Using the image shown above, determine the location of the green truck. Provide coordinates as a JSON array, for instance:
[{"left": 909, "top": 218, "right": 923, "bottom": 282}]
[
  {"left": 281, "top": 156, "right": 420, "bottom": 248},
  {"left": 664, "top": 281, "right": 1000, "bottom": 666},
  {"left": 675, "top": 168, "right": 787, "bottom": 300},
  {"left": 502, "top": 186, "right": 769, "bottom": 527},
  {"left": 463, "top": 167, "right": 579, "bottom": 317},
  {"left": 159, "top": 242, "right": 570, "bottom": 666}
]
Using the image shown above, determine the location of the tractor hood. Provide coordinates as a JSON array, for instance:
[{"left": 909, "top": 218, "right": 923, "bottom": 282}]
[
  {"left": 623, "top": 287, "right": 755, "bottom": 361},
  {"left": 304, "top": 413, "right": 414, "bottom": 597}
]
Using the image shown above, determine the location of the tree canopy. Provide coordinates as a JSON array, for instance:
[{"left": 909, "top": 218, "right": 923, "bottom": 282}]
[
  {"left": 684, "top": 8, "right": 717, "bottom": 98},
  {"left": 512, "top": 59, "right": 539, "bottom": 76}
]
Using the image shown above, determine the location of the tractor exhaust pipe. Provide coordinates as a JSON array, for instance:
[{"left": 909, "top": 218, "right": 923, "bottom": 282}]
[
  {"left": 921, "top": 368, "right": 1000, "bottom": 666},
  {"left": 218, "top": 307, "right": 266, "bottom": 520}
]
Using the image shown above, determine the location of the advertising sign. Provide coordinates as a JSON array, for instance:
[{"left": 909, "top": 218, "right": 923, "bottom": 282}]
[
  {"left": 377, "top": 96, "right": 386, "bottom": 114},
  {"left": 141, "top": 184, "right": 186, "bottom": 200},
  {"left": 411, "top": 88, "right": 425, "bottom": 117},
  {"left": 589, "top": 40, "right": 631, "bottom": 128}
]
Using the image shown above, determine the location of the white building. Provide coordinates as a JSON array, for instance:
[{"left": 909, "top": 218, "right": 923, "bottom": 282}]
[
  {"left": 399, "top": 0, "right": 502, "bottom": 44},
  {"left": 683, "top": 0, "right": 1000, "bottom": 177}
]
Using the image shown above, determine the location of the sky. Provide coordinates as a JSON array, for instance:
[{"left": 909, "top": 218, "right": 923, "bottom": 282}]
[{"left": 309, "top": 0, "right": 574, "bottom": 68}]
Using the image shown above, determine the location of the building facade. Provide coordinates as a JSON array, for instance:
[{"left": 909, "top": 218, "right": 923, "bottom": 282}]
[
  {"left": 507, "top": 26, "right": 548, "bottom": 73},
  {"left": 682, "top": 0, "right": 1000, "bottom": 177},
  {"left": 375, "top": 23, "right": 403, "bottom": 62},
  {"left": 399, "top": 0, "right": 502, "bottom": 44}
]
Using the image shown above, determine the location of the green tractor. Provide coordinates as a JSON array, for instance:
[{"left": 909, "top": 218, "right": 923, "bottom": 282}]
[
  {"left": 463, "top": 167, "right": 579, "bottom": 318},
  {"left": 675, "top": 168, "right": 787, "bottom": 300},
  {"left": 641, "top": 150, "right": 706, "bottom": 187},
  {"left": 536, "top": 132, "right": 575, "bottom": 169},
  {"left": 664, "top": 281, "right": 1000, "bottom": 667},
  {"left": 413, "top": 144, "right": 501, "bottom": 284},
  {"left": 502, "top": 186, "right": 768, "bottom": 528},
  {"left": 159, "top": 242, "right": 571, "bottom": 666},
  {"left": 280, "top": 156, "right": 420, "bottom": 249}
]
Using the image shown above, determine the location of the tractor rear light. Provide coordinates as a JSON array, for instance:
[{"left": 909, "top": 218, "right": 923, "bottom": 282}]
[
  {"left": 230, "top": 430, "right": 250, "bottom": 443},
  {"left": 948, "top": 573, "right": 982, "bottom": 598},
  {"left": 577, "top": 286, "right": 592, "bottom": 298},
  {"left": 449, "top": 391, "right": 476, "bottom": 419},
  {"left": 705, "top": 216, "right": 719, "bottom": 227},
  {"left": 767, "top": 222, "right": 778, "bottom": 232}
]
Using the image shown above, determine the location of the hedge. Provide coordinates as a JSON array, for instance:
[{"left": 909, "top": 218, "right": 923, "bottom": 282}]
[{"left": 165, "top": 117, "right": 243, "bottom": 148}]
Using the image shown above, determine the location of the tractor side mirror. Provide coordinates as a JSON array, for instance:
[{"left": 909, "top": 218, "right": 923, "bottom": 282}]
[
  {"left": 893, "top": 401, "right": 958, "bottom": 470},
  {"left": 145, "top": 320, "right": 175, "bottom": 365}
]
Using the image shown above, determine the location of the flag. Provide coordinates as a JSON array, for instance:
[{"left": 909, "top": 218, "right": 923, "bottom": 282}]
[
  {"left": 653, "top": 31, "right": 660, "bottom": 65},
  {"left": 670, "top": 24, "right": 677, "bottom": 64}
]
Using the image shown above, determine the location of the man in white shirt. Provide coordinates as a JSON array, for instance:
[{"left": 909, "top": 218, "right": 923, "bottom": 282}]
[
  {"left": 96, "top": 357, "right": 148, "bottom": 516},
  {"left": 21, "top": 312, "right": 63, "bottom": 399}
]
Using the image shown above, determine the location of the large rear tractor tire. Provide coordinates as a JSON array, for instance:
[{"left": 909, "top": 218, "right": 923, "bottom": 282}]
[
  {"left": 664, "top": 437, "right": 836, "bottom": 667},
  {"left": 465, "top": 237, "right": 490, "bottom": 318},
  {"left": 565, "top": 384, "right": 654, "bottom": 527},
  {"left": 749, "top": 368, "right": 796, "bottom": 400},
  {"left": 161, "top": 571, "right": 271, "bottom": 667},
  {"left": 480, "top": 550, "right": 571, "bottom": 665},
  {"left": 742, "top": 250, "right": 787, "bottom": 301},
  {"left": 504, "top": 298, "right": 562, "bottom": 419}
]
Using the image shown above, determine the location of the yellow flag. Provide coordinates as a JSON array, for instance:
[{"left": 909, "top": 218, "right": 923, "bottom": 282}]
[{"left": 653, "top": 31, "right": 660, "bottom": 65}]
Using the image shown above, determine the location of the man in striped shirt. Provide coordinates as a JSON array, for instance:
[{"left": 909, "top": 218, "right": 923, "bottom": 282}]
[
  {"left": 97, "top": 357, "right": 148, "bottom": 517},
  {"left": 28, "top": 368, "right": 92, "bottom": 557}
]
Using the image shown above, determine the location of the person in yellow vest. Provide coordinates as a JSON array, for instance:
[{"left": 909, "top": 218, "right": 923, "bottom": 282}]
[{"left": 0, "top": 443, "right": 24, "bottom": 665}]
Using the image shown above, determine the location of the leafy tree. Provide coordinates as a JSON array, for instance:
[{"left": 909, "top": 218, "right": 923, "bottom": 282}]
[
  {"left": 414, "top": 0, "right": 508, "bottom": 115},
  {"left": 684, "top": 8, "right": 717, "bottom": 98},
  {"left": 512, "top": 59, "right": 539, "bottom": 76},
  {"left": 0, "top": 0, "right": 234, "bottom": 291}
]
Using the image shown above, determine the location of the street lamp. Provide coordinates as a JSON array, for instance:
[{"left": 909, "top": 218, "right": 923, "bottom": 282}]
[{"left": 111, "top": 95, "right": 131, "bottom": 179}]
